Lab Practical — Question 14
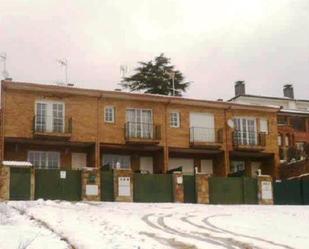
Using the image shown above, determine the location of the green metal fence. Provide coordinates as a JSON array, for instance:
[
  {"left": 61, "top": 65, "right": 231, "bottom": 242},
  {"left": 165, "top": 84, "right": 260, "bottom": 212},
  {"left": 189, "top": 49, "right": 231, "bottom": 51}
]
[
  {"left": 101, "top": 171, "right": 114, "bottom": 201},
  {"left": 209, "top": 177, "right": 258, "bottom": 204},
  {"left": 133, "top": 174, "right": 173, "bottom": 202},
  {"left": 183, "top": 175, "right": 196, "bottom": 203},
  {"left": 274, "top": 178, "right": 309, "bottom": 205},
  {"left": 10, "top": 167, "right": 31, "bottom": 200},
  {"left": 35, "top": 169, "right": 81, "bottom": 201}
]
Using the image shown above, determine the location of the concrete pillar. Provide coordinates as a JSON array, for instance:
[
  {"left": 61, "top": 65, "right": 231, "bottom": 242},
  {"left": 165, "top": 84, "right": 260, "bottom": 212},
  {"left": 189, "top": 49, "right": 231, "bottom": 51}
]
[
  {"left": 195, "top": 173, "right": 210, "bottom": 204},
  {"left": 81, "top": 168, "right": 101, "bottom": 201},
  {"left": 0, "top": 166, "right": 9, "bottom": 200},
  {"left": 172, "top": 172, "right": 184, "bottom": 203},
  {"left": 113, "top": 169, "right": 133, "bottom": 202},
  {"left": 257, "top": 175, "right": 273, "bottom": 205}
]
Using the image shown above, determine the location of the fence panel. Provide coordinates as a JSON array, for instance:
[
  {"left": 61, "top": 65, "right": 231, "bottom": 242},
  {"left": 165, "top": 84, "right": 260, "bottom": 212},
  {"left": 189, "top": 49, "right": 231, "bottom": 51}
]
[
  {"left": 101, "top": 171, "right": 114, "bottom": 201},
  {"left": 302, "top": 179, "right": 309, "bottom": 205},
  {"left": 209, "top": 177, "right": 243, "bottom": 204},
  {"left": 243, "top": 177, "right": 258, "bottom": 204},
  {"left": 183, "top": 175, "right": 196, "bottom": 203},
  {"left": 35, "top": 169, "right": 81, "bottom": 201},
  {"left": 134, "top": 174, "right": 173, "bottom": 202},
  {"left": 10, "top": 167, "right": 31, "bottom": 200},
  {"left": 274, "top": 179, "right": 302, "bottom": 205}
]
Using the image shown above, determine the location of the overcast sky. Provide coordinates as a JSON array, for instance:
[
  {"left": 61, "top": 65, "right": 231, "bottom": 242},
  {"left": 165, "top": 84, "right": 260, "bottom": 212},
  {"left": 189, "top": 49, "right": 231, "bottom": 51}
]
[{"left": 1, "top": 0, "right": 309, "bottom": 100}]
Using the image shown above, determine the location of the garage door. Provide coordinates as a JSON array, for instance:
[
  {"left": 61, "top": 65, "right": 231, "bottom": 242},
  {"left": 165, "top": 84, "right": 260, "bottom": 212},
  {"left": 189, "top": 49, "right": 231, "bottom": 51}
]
[{"left": 168, "top": 158, "right": 194, "bottom": 174}]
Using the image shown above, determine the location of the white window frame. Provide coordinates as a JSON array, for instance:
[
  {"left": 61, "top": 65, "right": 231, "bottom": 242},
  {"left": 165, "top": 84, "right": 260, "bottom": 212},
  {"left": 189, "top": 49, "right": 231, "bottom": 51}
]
[
  {"left": 233, "top": 116, "right": 257, "bottom": 145},
  {"left": 28, "top": 151, "right": 60, "bottom": 169},
  {"left": 35, "top": 100, "right": 65, "bottom": 132},
  {"left": 170, "top": 112, "right": 180, "bottom": 128},
  {"left": 104, "top": 106, "right": 115, "bottom": 123}
]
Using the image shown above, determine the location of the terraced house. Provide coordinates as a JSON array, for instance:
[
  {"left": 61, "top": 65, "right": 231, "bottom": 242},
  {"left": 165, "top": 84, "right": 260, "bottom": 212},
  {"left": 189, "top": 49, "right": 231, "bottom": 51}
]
[{"left": 0, "top": 80, "right": 280, "bottom": 178}]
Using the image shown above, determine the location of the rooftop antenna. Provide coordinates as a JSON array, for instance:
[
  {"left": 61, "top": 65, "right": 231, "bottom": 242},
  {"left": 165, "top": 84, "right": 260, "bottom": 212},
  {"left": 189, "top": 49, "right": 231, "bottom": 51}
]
[
  {"left": 165, "top": 70, "right": 176, "bottom": 96},
  {"left": 0, "top": 52, "right": 10, "bottom": 79},
  {"left": 120, "top": 65, "right": 128, "bottom": 79},
  {"left": 57, "top": 58, "right": 68, "bottom": 84}
]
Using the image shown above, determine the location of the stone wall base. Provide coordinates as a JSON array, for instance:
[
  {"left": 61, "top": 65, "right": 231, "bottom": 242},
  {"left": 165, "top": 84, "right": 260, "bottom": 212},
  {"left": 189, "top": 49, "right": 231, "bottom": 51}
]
[
  {"left": 258, "top": 175, "right": 274, "bottom": 205},
  {"left": 113, "top": 169, "right": 133, "bottom": 202},
  {"left": 195, "top": 174, "right": 209, "bottom": 204},
  {"left": 81, "top": 168, "right": 101, "bottom": 201}
]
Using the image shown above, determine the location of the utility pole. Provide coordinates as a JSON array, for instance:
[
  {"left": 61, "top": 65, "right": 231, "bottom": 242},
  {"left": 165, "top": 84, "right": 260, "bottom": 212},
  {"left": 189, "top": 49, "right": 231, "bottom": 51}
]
[{"left": 165, "top": 71, "right": 176, "bottom": 96}]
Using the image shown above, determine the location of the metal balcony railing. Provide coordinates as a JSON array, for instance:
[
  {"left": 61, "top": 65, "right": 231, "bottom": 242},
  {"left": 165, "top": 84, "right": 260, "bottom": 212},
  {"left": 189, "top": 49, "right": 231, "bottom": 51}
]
[
  {"left": 124, "top": 122, "right": 161, "bottom": 141},
  {"left": 232, "top": 131, "right": 266, "bottom": 147},
  {"left": 33, "top": 115, "right": 72, "bottom": 134},
  {"left": 190, "top": 127, "right": 223, "bottom": 143}
]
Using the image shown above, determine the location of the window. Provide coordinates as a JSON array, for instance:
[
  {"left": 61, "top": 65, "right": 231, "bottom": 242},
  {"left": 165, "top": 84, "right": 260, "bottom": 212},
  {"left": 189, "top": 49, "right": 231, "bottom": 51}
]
[
  {"left": 102, "top": 154, "right": 130, "bottom": 169},
  {"left": 285, "top": 135, "right": 290, "bottom": 146},
  {"left": 259, "top": 118, "right": 268, "bottom": 134},
  {"left": 230, "top": 161, "right": 245, "bottom": 173},
  {"left": 290, "top": 117, "right": 306, "bottom": 132},
  {"left": 233, "top": 117, "right": 257, "bottom": 145},
  {"left": 278, "top": 134, "right": 282, "bottom": 146},
  {"left": 35, "top": 101, "right": 64, "bottom": 132},
  {"left": 104, "top": 106, "right": 115, "bottom": 123},
  {"left": 126, "top": 108, "right": 153, "bottom": 138},
  {"left": 170, "top": 112, "right": 180, "bottom": 128},
  {"left": 190, "top": 112, "right": 215, "bottom": 142},
  {"left": 28, "top": 151, "right": 60, "bottom": 169},
  {"left": 278, "top": 116, "right": 288, "bottom": 125}
]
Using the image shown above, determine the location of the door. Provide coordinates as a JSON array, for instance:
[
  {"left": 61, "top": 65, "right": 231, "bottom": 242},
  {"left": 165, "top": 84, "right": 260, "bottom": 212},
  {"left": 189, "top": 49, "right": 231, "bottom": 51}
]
[
  {"left": 72, "top": 153, "right": 87, "bottom": 170},
  {"left": 183, "top": 175, "right": 196, "bottom": 203},
  {"left": 201, "top": 160, "right": 213, "bottom": 175},
  {"left": 10, "top": 168, "right": 31, "bottom": 200},
  {"left": 126, "top": 109, "right": 152, "bottom": 139},
  {"left": 234, "top": 117, "right": 257, "bottom": 145},
  {"left": 190, "top": 113, "right": 215, "bottom": 142},
  {"left": 35, "top": 101, "right": 64, "bottom": 132}
]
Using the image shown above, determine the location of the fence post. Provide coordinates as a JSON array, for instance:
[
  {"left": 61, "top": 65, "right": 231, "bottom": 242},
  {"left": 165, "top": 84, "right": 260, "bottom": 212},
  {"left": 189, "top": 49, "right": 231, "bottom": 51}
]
[
  {"left": 113, "top": 169, "right": 133, "bottom": 202},
  {"left": 0, "top": 166, "right": 10, "bottom": 200},
  {"left": 195, "top": 173, "right": 210, "bottom": 204},
  {"left": 257, "top": 175, "right": 273, "bottom": 205},
  {"left": 81, "top": 168, "right": 101, "bottom": 201},
  {"left": 172, "top": 171, "right": 184, "bottom": 203}
]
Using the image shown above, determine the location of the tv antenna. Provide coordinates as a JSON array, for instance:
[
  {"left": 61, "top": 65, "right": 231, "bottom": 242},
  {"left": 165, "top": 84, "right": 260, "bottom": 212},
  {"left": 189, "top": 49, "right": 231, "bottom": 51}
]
[
  {"left": 165, "top": 70, "right": 176, "bottom": 96},
  {"left": 0, "top": 52, "right": 10, "bottom": 79},
  {"left": 57, "top": 58, "right": 68, "bottom": 84},
  {"left": 120, "top": 65, "right": 128, "bottom": 79}
]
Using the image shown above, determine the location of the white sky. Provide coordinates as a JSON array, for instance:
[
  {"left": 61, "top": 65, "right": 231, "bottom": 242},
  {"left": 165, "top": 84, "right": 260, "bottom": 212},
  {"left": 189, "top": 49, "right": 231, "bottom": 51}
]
[{"left": 1, "top": 0, "right": 309, "bottom": 100}]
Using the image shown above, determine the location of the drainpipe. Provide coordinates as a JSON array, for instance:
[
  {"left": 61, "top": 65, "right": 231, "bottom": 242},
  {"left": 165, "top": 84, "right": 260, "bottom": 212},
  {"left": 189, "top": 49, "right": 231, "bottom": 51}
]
[{"left": 223, "top": 107, "right": 231, "bottom": 176}]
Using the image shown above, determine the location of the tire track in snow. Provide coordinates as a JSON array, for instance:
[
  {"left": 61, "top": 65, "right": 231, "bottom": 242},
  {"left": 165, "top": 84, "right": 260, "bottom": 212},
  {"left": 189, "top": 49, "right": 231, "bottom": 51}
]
[
  {"left": 203, "top": 214, "right": 295, "bottom": 249},
  {"left": 158, "top": 214, "right": 262, "bottom": 249},
  {"left": 143, "top": 213, "right": 236, "bottom": 249},
  {"left": 10, "top": 205, "right": 76, "bottom": 249}
]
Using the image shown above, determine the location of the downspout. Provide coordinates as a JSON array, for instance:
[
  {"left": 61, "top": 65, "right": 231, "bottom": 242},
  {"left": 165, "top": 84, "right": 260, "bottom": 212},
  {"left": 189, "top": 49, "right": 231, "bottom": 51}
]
[
  {"left": 223, "top": 106, "right": 231, "bottom": 176},
  {"left": 163, "top": 100, "right": 170, "bottom": 173},
  {"left": 96, "top": 96, "right": 100, "bottom": 168}
]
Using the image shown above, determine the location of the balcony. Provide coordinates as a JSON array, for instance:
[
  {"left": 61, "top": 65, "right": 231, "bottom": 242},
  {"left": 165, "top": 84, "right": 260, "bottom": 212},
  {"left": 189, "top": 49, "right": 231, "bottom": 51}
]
[
  {"left": 124, "top": 122, "right": 161, "bottom": 144},
  {"left": 190, "top": 127, "right": 223, "bottom": 149},
  {"left": 33, "top": 115, "right": 72, "bottom": 139},
  {"left": 232, "top": 131, "right": 266, "bottom": 152}
]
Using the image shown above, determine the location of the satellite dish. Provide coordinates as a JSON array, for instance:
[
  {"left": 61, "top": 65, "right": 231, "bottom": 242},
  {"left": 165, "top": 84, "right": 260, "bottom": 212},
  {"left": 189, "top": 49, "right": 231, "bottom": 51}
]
[{"left": 227, "top": 119, "right": 234, "bottom": 128}]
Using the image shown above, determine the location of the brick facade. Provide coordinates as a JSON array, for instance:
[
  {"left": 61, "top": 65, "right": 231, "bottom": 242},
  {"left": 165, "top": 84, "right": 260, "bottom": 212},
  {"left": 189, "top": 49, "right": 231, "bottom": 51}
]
[{"left": 0, "top": 80, "right": 280, "bottom": 178}]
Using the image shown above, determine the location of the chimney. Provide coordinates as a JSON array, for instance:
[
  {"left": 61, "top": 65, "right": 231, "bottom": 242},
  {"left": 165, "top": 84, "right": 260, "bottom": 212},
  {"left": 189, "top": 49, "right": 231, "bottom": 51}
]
[
  {"left": 235, "top": 81, "right": 245, "bottom": 97},
  {"left": 283, "top": 84, "right": 294, "bottom": 99}
]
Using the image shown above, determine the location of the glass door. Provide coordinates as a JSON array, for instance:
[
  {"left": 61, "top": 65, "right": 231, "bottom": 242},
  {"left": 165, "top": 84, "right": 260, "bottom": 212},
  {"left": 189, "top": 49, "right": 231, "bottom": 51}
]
[
  {"left": 234, "top": 118, "right": 257, "bottom": 145},
  {"left": 126, "top": 109, "right": 152, "bottom": 138}
]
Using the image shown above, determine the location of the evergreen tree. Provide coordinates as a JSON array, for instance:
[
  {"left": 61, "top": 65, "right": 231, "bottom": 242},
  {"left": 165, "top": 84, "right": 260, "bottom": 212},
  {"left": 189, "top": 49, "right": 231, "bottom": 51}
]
[{"left": 120, "top": 54, "right": 190, "bottom": 96}]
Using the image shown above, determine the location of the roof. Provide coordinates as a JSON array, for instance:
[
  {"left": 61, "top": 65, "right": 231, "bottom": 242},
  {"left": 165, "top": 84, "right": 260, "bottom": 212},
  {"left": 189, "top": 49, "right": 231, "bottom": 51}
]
[
  {"left": 1, "top": 80, "right": 279, "bottom": 112},
  {"left": 229, "top": 94, "right": 309, "bottom": 103},
  {"left": 2, "top": 161, "right": 32, "bottom": 167}
]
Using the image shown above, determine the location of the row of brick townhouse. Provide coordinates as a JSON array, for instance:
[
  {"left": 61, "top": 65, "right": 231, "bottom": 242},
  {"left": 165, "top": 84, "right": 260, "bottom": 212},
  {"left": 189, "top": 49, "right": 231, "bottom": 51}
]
[{"left": 0, "top": 80, "right": 280, "bottom": 178}]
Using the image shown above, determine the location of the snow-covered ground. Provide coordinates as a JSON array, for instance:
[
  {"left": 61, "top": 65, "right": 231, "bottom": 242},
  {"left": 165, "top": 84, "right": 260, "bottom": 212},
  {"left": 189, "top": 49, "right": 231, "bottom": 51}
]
[{"left": 0, "top": 201, "right": 308, "bottom": 249}]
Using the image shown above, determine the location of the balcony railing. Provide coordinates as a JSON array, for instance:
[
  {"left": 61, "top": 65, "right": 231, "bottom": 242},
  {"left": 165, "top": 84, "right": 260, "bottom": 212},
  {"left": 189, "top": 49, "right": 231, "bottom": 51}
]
[
  {"left": 232, "top": 131, "right": 266, "bottom": 148},
  {"left": 124, "top": 122, "right": 161, "bottom": 143},
  {"left": 190, "top": 127, "right": 223, "bottom": 148},
  {"left": 33, "top": 115, "right": 72, "bottom": 137}
]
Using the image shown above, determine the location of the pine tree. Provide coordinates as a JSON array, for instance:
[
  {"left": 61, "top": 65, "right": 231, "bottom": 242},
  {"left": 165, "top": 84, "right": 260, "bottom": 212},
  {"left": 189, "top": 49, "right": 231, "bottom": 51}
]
[{"left": 120, "top": 54, "right": 190, "bottom": 96}]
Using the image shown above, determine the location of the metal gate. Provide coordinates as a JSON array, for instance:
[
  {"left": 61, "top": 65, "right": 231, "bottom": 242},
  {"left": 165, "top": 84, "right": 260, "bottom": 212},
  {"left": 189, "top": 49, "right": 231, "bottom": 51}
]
[
  {"left": 35, "top": 169, "right": 81, "bottom": 201},
  {"left": 134, "top": 174, "right": 173, "bottom": 202},
  {"left": 274, "top": 179, "right": 302, "bottom": 205},
  {"left": 243, "top": 177, "right": 258, "bottom": 204},
  {"left": 10, "top": 167, "right": 31, "bottom": 200},
  {"left": 101, "top": 171, "right": 114, "bottom": 201},
  {"left": 183, "top": 175, "right": 196, "bottom": 203},
  {"left": 302, "top": 179, "right": 309, "bottom": 205}
]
